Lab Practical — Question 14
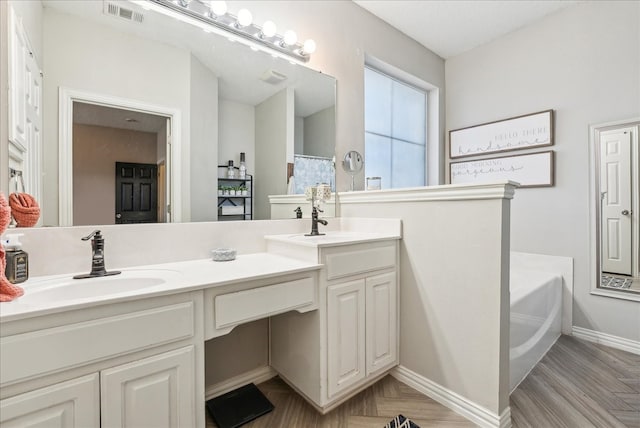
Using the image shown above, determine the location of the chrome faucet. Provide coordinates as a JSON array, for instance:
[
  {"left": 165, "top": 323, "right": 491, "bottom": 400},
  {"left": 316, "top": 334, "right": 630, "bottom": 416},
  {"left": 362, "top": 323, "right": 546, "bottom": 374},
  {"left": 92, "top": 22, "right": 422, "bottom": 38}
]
[
  {"left": 306, "top": 206, "right": 328, "bottom": 236},
  {"left": 73, "top": 230, "right": 121, "bottom": 279}
]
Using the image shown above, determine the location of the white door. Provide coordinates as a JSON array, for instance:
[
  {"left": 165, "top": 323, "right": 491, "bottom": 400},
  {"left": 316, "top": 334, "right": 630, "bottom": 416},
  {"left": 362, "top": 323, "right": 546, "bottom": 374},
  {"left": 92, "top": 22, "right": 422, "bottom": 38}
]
[
  {"left": 0, "top": 374, "right": 99, "bottom": 427},
  {"left": 101, "top": 346, "right": 195, "bottom": 428},
  {"left": 600, "top": 130, "right": 633, "bottom": 275},
  {"left": 366, "top": 272, "right": 397, "bottom": 375},
  {"left": 8, "top": 6, "right": 43, "bottom": 204},
  {"left": 327, "top": 279, "right": 366, "bottom": 398}
]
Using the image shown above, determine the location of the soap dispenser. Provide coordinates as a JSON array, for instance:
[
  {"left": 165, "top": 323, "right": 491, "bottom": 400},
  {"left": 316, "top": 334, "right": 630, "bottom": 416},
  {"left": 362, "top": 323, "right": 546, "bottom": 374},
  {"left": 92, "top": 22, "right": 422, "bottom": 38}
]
[{"left": 3, "top": 233, "right": 29, "bottom": 284}]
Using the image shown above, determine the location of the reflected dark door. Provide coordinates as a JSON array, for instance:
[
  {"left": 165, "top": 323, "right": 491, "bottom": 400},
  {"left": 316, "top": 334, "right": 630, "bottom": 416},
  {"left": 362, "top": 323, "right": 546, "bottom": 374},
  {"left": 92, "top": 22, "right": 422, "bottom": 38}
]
[{"left": 115, "top": 162, "right": 158, "bottom": 224}]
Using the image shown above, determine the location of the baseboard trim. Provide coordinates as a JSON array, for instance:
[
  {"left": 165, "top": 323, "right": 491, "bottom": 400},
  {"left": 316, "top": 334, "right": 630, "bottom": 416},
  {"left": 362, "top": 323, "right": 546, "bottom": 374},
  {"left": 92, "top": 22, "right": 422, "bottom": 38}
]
[
  {"left": 205, "top": 366, "right": 277, "bottom": 400},
  {"left": 391, "top": 366, "right": 511, "bottom": 428},
  {"left": 572, "top": 326, "right": 640, "bottom": 355}
]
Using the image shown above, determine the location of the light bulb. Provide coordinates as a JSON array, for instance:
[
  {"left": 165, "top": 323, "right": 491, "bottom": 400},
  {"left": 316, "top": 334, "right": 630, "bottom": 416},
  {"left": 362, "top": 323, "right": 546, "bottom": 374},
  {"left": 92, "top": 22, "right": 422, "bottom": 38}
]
[
  {"left": 262, "top": 20, "right": 277, "bottom": 38},
  {"left": 302, "top": 39, "right": 316, "bottom": 55},
  {"left": 283, "top": 30, "right": 297, "bottom": 46},
  {"left": 237, "top": 8, "right": 253, "bottom": 27},
  {"left": 207, "top": 1, "right": 227, "bottom": 17}
]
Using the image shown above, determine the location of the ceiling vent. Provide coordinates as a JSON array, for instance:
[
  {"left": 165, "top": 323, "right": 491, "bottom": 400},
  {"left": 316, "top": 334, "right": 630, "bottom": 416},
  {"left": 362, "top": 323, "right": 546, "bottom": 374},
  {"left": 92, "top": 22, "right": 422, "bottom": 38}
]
[
  {"left": 103, "top": 1, "right": 144, "bottom": 24},
  {"left": 260, "top": 70, "right": 287, "bottom": 85}
]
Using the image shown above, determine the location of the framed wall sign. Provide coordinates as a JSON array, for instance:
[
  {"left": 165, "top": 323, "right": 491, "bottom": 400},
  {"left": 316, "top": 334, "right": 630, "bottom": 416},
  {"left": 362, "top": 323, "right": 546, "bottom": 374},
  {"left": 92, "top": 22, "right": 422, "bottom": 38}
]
[
  {"left": 449, "top": 110, "right": 554, "bottom": 159},
  {"left": 450, "top": 151, "right": 554, "bottom": 188}
]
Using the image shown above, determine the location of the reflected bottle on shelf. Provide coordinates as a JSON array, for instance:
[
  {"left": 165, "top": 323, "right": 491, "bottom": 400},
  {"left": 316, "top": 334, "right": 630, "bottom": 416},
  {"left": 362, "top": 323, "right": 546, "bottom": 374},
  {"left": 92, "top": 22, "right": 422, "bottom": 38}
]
[
  {"left": 227, "top": 160, "right": 235, "bottom": 179},
  {"left": 239, "top": 152, "right": 247, "bottom": 179}
]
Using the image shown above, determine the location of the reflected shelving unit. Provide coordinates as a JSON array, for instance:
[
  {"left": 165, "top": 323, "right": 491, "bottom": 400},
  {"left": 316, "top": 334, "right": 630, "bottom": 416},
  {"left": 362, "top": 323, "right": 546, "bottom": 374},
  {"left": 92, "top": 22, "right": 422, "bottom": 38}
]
[{"left": 217, "top": 166, "right": 252, "bottom": 221}]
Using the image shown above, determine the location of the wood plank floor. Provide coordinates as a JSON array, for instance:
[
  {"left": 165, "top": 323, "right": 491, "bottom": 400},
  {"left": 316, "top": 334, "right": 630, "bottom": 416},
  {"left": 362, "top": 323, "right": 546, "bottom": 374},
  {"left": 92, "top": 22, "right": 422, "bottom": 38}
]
[
  {"left": 206, "top": 375, "right": 473, "bottom": 427},
  {"left": 511, "top": 335, "right": 640, "bottom": 428},
  {"left": 206, "top": 336, "right": 640, "bottom": 427}
]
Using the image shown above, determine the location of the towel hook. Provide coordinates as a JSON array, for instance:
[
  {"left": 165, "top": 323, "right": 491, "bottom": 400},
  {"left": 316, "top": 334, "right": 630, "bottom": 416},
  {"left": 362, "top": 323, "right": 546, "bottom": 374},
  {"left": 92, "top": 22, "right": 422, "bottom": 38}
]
[{"left": 9, "top": 168, "right": 25, "bottom": 193}]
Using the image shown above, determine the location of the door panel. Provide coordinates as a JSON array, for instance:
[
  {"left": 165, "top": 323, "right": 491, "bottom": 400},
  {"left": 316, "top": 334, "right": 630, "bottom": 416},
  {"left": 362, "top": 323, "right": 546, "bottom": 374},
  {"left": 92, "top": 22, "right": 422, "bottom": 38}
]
[
  {"left": 0, "top": 374, "right": 99, "bottom": 428},
  {"left": 101, "top": 346, "right": 195, "bottom": 428},
  {"left": 327, "top": 280, "right": 366, "bottom": 398},
  {"left": 600, "top": 131, "right": 632, "bottom": 275},
  {"left": 366, "top": 272, "right": 397, "bottom": 375},
  {"left": 115, "top": 162, "right": 158, "bottom": 224}
]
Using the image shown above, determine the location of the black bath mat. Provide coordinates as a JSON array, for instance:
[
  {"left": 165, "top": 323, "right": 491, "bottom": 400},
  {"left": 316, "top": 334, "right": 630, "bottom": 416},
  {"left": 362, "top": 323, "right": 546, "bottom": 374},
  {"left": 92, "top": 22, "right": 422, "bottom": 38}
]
[
  {"left": 206, "top": 383, "right": 274, "bottom": 428},
  {"left": 384, "top": 414, "right": 421, "bottom": 428}
]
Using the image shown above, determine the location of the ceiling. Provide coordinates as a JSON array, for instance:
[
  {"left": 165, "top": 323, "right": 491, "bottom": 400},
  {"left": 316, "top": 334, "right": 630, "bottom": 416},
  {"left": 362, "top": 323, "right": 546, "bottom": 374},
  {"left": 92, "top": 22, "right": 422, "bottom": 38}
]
[{"left": 354, "top": 0, "right": 582, "bottom": 59}]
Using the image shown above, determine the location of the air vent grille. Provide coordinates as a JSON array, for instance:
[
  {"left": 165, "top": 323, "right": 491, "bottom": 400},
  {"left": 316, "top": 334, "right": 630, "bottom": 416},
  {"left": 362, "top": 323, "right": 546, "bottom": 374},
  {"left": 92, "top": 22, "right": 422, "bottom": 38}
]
[{"left": 103, "top": 1, "right": 144, "bottom": 24}]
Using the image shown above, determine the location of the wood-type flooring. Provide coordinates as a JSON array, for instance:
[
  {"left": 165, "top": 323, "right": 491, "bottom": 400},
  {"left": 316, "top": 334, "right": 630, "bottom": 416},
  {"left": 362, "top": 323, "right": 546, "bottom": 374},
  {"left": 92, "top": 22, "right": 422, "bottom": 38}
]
[{"left": 206, "top": 335, "right": 640, "bottom": 427}]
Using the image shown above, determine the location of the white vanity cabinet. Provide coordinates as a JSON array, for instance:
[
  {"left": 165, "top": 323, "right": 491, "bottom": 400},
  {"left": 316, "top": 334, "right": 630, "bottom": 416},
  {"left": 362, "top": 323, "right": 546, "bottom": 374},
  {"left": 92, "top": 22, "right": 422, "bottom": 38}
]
[
  {"left": 0, "top": 292, "right": 204, "bottom": 428},
  {"left": 327, "top": 271, "right": 397, "bottom": 398},
  {"left": 0, "top": 374, "right": 100, "bottom": 427},
  {"left": 269, "top": 239, "right": 399, "bottom": 413},
  {"left": 101, "top": 346, "right": 196, "bottom": 427}
]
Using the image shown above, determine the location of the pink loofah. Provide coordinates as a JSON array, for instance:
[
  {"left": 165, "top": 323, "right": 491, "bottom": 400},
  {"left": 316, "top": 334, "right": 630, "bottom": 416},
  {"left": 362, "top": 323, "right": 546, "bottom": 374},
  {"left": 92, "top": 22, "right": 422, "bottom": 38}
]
[
  {"left": 0, "top": 192, "right": 24, "bottom": 302},
  {"left": 9, "top": 192, "right": 40, "bottom": 227}
]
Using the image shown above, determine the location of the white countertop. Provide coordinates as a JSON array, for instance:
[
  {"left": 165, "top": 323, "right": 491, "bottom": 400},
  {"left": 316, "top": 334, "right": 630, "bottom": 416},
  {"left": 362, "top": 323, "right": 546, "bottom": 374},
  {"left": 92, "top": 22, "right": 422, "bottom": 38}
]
[
  {"left": 264, "top": 231, "right": 401, "bottom": 248},
  {"left": 0, "top": 253, "right": 321, "bottom": 323}
]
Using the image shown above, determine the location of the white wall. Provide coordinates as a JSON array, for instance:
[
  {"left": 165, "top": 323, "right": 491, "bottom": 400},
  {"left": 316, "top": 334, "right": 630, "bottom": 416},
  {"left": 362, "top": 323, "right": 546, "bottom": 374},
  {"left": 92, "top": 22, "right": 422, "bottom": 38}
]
[
  {"left": 304, "top": 106, "right": 336, "bottom": 159},
  {"left": 218, "top": 99, "right": 256, "bottom": 179},
  {"left": 222, "top": 1, "right": 446, "bottom": 191},
  {"left": 294, "top": 116, "right": 304, "bottom": 155},
  {"left": 445, "top": 1, "right": 640, "bottom": 342},
  {"left": 189, "top": 55, "right": 218, "bottom": 222},
  {"left": 254, "top": 88, "right": 293, "bottom": 220},
  {"left": 42, "top": 7, "right": 191, "bottom": 225}
]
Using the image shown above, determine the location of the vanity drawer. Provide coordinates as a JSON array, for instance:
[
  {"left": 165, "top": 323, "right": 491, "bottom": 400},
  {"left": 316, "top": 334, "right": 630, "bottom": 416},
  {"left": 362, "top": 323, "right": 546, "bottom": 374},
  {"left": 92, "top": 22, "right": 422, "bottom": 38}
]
[
  {"left": 0, "top": 302, "right": 194, "bottom": 385},
  {"left": 205, "top": 276, "right": 316, "bottom": 339},
  {"left": 324, "top": 242, "right": 397, "bottom": 281}
]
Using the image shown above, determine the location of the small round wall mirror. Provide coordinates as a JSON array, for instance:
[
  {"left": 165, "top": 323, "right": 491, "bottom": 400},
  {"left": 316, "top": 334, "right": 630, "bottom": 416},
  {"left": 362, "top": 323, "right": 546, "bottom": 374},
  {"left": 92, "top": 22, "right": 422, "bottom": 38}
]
[{"left": 342, "top": 150, "right": 363, "bottom": 191}]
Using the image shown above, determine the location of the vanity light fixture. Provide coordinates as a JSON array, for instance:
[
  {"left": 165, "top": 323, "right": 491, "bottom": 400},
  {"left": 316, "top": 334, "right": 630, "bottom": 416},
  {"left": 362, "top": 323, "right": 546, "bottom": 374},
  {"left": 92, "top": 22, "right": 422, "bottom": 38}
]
[{"left": 133, "top": 0, "right": 315, "bottom": 63}]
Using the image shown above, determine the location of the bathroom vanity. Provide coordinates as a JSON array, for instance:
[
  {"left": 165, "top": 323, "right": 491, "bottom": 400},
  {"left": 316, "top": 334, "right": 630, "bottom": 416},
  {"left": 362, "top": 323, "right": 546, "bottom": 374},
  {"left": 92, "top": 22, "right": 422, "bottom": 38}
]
[
  {"left": 267, "top": 234, "right": 399, "bottom": 413},
  {"left": 0, "top": 230, "right": 400, "bottom": 427}
]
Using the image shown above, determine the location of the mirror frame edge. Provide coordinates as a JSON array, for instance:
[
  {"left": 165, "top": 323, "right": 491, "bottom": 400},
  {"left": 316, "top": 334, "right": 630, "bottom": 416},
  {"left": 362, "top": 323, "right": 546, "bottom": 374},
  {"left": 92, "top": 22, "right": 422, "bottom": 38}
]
[{"left": 588, "top": 116, "right": 640, "bottom": 301}]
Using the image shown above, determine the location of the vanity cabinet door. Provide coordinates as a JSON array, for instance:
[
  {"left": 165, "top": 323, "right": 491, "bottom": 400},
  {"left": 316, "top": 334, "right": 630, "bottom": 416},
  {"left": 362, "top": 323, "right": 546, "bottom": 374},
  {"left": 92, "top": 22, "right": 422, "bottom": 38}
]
[
  {"left": 366, "top": 272, "right": 398, "bottom": 375},
  {"left": 100, "top": 346, "right": 195, "bottom": 428},
  {"left": 0, "top": 374, "right": 99, "bottom": 427},
  {"left": 327, "top": 279, "right": 366, "bottom": 398}
]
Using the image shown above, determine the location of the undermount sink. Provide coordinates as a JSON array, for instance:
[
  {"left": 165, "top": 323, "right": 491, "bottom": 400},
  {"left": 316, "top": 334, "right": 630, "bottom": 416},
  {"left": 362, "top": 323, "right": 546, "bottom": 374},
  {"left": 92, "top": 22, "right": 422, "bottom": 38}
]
[{"left": 24, "top": 269, "right": 181, "bottom": 303}]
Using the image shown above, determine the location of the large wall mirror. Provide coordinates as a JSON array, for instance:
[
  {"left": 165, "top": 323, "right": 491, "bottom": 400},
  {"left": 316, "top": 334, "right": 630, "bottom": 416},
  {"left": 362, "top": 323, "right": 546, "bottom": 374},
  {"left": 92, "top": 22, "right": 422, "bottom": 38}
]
[
  {"left": 592, "top": 120, "right": 639, "bottom": 295},
  {"left": 6, "top": 0, "right": 336, "bottom": 226}
]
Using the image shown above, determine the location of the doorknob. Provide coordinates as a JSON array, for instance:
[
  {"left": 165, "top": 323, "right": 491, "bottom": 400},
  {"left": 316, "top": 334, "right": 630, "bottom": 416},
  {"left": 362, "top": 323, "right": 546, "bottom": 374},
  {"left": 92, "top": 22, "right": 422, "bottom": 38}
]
[
  {"left": 116, "top": 213, "right": 122, "bottom": 219},
  {"left": 621, "top": 210, "right": 631, "bottom": 216}
]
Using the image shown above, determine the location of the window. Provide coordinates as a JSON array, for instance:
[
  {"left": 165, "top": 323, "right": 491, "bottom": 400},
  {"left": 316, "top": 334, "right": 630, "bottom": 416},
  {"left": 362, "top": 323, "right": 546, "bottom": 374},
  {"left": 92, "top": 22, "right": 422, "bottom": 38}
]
[{"left": 364, "top": 66, "right": 427, "bottom": 189}]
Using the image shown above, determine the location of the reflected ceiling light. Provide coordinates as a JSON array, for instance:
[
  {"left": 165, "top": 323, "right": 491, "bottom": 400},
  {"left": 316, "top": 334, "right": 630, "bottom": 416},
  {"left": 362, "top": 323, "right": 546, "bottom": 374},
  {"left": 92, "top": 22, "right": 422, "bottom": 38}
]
[
  {"left": 261, "top": 20, "right": 277, "bottom": 38},
  {"left": 136, "top": 0, "right": 315, "bottom": 63},
  {"left": 205, "top": 1, "right": 227, "bottom": 17},
  {"left": 302, "top": 39, "right": 316, "bottom": 55},
  {"left": 282, "top": 30, "right": 297, "bottom": 46},
  {"left": 236, "top": 8, "right": 252, "bottom": 27}
]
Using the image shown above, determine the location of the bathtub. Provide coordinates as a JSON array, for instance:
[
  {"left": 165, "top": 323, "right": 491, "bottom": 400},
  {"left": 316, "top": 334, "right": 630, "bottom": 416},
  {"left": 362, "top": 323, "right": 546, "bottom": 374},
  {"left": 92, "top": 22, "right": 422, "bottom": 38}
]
[{"left": 509, "top": 267, "right": 562, "bottom": 392}]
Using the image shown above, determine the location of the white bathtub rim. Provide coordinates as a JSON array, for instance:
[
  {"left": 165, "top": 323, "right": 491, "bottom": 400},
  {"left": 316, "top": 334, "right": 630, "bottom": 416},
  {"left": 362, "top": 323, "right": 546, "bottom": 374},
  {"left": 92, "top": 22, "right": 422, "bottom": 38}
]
[
  {"left": 510, "top": 268, "right": 562, "bottom": 306},
  {"left": 511, "top": 251, "right": 573, "bottom": 335}
]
